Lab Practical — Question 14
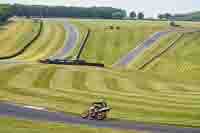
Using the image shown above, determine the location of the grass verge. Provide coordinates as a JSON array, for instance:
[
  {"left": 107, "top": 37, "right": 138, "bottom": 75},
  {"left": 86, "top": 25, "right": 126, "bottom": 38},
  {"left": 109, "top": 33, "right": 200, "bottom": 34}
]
[{"left": 0, "top": 116, "right": 144, "bottom": 133}]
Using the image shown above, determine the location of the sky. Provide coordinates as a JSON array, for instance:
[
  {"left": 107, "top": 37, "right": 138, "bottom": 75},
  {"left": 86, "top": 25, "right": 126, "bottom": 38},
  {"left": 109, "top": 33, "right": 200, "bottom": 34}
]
[{"left": 0, "top": 0, "right": 200, "bottom": 17}]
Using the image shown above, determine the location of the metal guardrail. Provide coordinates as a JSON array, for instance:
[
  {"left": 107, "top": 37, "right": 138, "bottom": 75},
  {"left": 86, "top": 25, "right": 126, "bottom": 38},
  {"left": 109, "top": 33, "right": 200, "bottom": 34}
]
[
  {"left": 76, "top": 28, "right": 90, "bottom": 60},
  {"left": 40, "top": 27, "right": 104, "bottom": 68}
]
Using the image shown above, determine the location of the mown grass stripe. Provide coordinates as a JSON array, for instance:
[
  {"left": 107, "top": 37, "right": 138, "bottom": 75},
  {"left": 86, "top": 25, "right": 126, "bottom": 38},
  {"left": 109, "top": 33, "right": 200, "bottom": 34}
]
[
  {"left": 0, "top": 20, "right": 42, "bottom": 59},
  {"left": 33, "top": 66, "right": 57, "bottom": 88},
  {"left": 0, "top": 65, "right": 27, "bottom": 87},
  {"left": 41, "top": 87, "right": 200, "bottom": 111},
  {"left": 0, "top": 21, "right": 24, "bottom": 42},
  {"left": 13, "top": 21, "right": 55, "bottom": 61}
]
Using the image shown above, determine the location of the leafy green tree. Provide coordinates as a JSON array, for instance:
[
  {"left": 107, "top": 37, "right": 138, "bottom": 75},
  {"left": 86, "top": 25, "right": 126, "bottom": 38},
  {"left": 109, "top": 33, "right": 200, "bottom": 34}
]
[
  {"left": 13, "top": 4, "right": 126, "bottom": 19},
  {"left": 130, "top": 11, "right": 136, "bottom": 19},
  {"left": 158, "top": 13, "right": 172, "bottom": 20},
  {"left": 138, "top": 12, "right": 144, "bottom": 19},
  {"left": 112, "top": 12, "right": 122, "bottom": 19},
  {"left": 158, "top": 14, "right": 164, "bottom": 19},
  {"left": 164, "top": 13, "right": 172, "bottom": 19}
]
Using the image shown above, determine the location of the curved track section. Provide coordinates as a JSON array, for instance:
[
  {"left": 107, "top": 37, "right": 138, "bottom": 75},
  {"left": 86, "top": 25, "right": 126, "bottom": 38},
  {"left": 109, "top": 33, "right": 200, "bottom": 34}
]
[
  {"left": 49, "top": 22, "right": 79, "bottom": 59},
  {"left": 0, "top": 20, "right": 78, "bottom": 64},
  {"left": 0, "top": 102, "right": 200, "bottom": 133}
]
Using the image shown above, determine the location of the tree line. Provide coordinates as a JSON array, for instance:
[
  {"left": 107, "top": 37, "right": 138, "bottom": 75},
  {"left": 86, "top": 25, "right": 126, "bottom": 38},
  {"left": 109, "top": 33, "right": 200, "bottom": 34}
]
[
  {"left": 129, "top": 11, "right": 144, "bottom": 19},
  {"left": 2, "top": 3, "right": 198, "bottom": 22},
  {"left": 13, "top": 4, "right": 127, "bottom": 19},
  {"left": 158, "top": 12, "right": 200, "bottom": 21},
  {"left": 0, "top": 4, "right": 146, "bottom": 21}
]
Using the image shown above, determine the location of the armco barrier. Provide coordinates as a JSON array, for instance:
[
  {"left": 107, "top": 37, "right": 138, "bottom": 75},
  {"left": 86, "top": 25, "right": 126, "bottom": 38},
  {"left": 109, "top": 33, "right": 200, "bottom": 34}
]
[
  {"left": 0, "top": 20, "right": 43, "bottom": 60},
  {"left": 40, "top": 27, "right": 104, "bottom": 68},
  {"left": 76, "top": 28, "right": 90, "bottom": 60}
]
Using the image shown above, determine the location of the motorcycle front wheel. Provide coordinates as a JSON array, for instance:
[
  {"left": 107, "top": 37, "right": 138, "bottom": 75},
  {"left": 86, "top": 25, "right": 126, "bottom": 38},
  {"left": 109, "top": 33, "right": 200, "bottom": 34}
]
[{"left": 81, "top": 111, "right": 89, "bottom": 119}]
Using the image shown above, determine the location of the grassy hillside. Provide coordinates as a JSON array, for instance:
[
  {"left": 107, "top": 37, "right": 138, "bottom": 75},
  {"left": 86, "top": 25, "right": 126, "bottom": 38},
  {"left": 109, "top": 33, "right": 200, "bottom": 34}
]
[
  {"left": 129, "top": 32, "right": 181, "bottom": 69},
  {"left": 69, "top": 19, "right": 169, "bottom": 65},
  {"left": 0, "top": 64, "right": 200, "bottom": 127},
  {"left": 0, "top": 19, "right": 40, "bottom": 57},
  {"left": 145, "top": 31, "right": 200, "bottom": 81},
  {"left": 1, "top": 18, "right": 200, "bottom": 131},
  {"left": 0, "top": 117, "right": 143, "bottom": 133},
  {"left": 10, "top": 21, "right": 66, "bottom": 61},
  {"left": 127, "top": 21, "right": 200, "bottom": 69},
  {"left": 0, "top": 19, "right": 67, "bottom": 61}
]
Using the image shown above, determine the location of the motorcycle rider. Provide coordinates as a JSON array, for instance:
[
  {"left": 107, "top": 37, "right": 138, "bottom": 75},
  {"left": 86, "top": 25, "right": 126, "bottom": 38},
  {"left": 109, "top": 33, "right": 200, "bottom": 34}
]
[
  {"left": 93, "top": 99, "right": 107, "bottom": 108},
  {"left": 88, "top": 99, "right": 107, "bottom": 119}
]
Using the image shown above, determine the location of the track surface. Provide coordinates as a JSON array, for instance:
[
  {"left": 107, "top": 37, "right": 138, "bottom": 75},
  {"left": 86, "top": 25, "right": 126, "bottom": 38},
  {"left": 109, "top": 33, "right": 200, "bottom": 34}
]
[
  {"left": 114, "top": 31, "right": 169, "bottom": 67},
  {"left": 1, "top": 102, "right": 200, "bottom": 133},
  {"left": 50, "top": 21, "right": 79, "bottom": 59}
]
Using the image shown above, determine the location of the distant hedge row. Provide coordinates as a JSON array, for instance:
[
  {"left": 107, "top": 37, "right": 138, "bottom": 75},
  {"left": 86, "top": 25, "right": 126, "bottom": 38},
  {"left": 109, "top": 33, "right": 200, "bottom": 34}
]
[{"left": 158, "top": 12, "right": 200, "bottom": 21}]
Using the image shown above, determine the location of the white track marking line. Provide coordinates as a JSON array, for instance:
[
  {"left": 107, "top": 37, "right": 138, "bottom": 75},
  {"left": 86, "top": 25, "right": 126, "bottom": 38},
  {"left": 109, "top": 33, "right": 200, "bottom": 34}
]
[{"left": 23, "top": 105, "right": 47, "bottom": 111}]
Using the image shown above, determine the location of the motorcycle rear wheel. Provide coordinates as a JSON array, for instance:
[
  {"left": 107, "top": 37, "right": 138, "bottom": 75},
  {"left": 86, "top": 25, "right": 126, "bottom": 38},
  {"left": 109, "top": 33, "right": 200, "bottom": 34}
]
[{"left": 96, "top": 112, "right": 106, "bottom": 120}]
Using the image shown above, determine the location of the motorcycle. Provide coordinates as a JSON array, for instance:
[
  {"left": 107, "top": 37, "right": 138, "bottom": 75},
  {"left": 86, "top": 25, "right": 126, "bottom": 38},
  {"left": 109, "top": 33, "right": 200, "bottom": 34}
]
[{"left": 81, "top": 102, "right": 111, "bottom": 120}]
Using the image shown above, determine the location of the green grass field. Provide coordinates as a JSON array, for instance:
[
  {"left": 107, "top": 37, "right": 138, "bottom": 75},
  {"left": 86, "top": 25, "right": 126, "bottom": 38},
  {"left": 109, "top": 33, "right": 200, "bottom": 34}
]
[
  {"left": 129, "top": 32, "right": 181, "bottom": 69},
  {"left": 1, "top": 18, "right": 200, "bottom": 132},
  {"left": 145, "top": 31, "right": 200, "bottom": 81},
  {"left": 127, "top": 21, "right": 200, "bottom": 70},
  {"left": 0, "top": 117, "right": 144, "bottom": 133},
  {"left": 0, "top": 63, "right": 200, "bottom": 127},
  {"left": 0, "top": 19, "right": 67, "bottom": 61},
  {"left": 9, "top": 20, "right": 67, "bottom": 61},
  {"left": 69, "top": 19, "right": 170, "bottom": 65}
]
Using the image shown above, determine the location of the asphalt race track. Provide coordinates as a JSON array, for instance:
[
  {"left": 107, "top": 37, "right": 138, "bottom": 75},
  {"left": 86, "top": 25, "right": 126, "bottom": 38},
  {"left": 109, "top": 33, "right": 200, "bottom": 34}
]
[
  {"left": 49, "top": 20, "right": 79, "bottom": 59},
  {"left": 1, "top": 102, "right": 200, "bottom": 133}
]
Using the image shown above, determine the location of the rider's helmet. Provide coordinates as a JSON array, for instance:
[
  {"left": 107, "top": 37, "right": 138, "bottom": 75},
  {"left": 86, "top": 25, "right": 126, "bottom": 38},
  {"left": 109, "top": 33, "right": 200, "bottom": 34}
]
[{"left": 99, "top": 99, "right": 107, "bottom": 107}]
